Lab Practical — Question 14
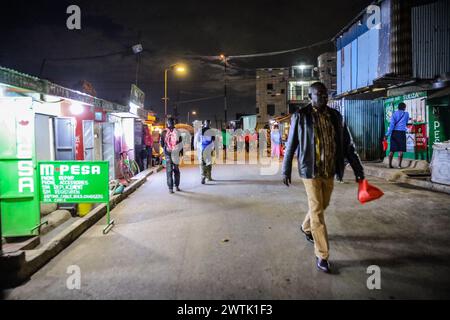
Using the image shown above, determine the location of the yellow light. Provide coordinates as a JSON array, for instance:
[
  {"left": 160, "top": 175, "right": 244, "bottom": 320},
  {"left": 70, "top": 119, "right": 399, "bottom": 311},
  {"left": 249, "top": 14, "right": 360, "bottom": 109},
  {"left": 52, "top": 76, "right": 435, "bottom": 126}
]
[
  {"left": 192, "top": 111, "right": 196, "bottom": 115},
  {"left": 175, "top": 65, "right": 186, "bottom": 73},
  {"left": 220, "top": 54, "right": 225, "bottom": 60}
]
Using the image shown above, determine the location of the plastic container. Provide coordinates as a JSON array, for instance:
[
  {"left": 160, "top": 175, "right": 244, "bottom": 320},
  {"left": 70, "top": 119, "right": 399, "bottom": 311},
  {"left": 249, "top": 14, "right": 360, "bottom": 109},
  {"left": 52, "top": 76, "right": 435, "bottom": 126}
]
[
  {"left": 78, "top": 203, "right": 93, "bottom": 217},
  {"left": 430, "top": 142, "right": 450, "bottom": 186}
]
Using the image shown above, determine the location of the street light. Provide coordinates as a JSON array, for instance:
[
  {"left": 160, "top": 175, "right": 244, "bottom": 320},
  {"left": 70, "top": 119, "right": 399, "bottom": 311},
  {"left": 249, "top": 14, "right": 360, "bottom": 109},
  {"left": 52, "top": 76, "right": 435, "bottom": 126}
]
[
  {"left": 163, "top": 63, "right": 187, "bottom": 121},
  {"left": 187, "top": 110, "right": 196, "bottom": 124}
]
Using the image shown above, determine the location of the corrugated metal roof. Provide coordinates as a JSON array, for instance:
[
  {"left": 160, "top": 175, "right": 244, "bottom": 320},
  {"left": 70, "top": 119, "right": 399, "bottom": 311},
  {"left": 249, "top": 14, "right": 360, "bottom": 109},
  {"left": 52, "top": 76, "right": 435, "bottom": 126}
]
[{"left": 0, "top": 65, "right": 129, "bottom": 113}]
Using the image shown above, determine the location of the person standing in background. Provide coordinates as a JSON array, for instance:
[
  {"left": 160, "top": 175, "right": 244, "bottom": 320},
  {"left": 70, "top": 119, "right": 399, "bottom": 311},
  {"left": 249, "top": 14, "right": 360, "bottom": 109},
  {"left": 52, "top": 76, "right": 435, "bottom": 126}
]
[
  {"left": 161, "top": 117, "right": 183, "bottom": 194},
  {"left": 195, "top": 120, "right": 216, "bottom": 184},
  {"left": 143, "top": 125, "right": 153, "bottom": 169},
  {"left": 271, "top": 124, "right": 282, "bottom": 159},
  {"left": 385, "top": 102, "right": 410, "bottom": 169}
]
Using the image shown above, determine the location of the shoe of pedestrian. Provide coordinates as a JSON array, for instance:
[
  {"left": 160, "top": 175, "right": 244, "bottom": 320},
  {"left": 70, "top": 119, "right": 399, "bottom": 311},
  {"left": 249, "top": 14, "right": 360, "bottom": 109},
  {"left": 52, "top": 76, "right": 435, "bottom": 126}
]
[
  {"left": 301, "top": 226, "right": 314, "bottom": 244},
  {"left": 201, "top": 177, "right": 206, "bottom": 184},
  {"left": 169, "top": 189, "right": 174, "bottom": 194},
  {"left": 207, "top": 177, "right": 214, "bottom": 182},
  {"left": 316, "top": 257, "right": 331, "bottom": 273},
  {"left": 176, "top": 186, "right": 181, "bottom": 192}
]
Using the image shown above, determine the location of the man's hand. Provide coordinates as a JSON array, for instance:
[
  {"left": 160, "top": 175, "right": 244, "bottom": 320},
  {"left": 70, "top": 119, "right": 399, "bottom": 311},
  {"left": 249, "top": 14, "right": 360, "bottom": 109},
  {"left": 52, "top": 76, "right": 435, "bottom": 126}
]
[{"left": 283, "top": 175, "right": 291, "bottom": 187}]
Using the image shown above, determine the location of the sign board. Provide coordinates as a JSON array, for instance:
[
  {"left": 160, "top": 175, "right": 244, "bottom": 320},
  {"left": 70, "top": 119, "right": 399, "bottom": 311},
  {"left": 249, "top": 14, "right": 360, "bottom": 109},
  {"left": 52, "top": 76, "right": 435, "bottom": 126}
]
[
  {"left": 130, "top": 84, "right": 145, "bottom": 109},
  {"left": 406, "top": 133, "right": 416, "bottom": 153},
  {"left": 38, "top": 161, "right": 114, "bottom": 233},
  {"left": 38, "top": 161, "right": 109, "bottom": 203},
  {"left": 414, "top": 123, "right": 427, "bottom": 151}
]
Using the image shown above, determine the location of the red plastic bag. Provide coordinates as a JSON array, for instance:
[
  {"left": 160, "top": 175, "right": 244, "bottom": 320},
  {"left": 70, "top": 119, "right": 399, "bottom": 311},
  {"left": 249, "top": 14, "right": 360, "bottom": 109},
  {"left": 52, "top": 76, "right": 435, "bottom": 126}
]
[
  {"left": 358, "top": 179, "right": 384, "bottom": 204},
  {"left": 382, "top": 137, "right": 388, "bottom": 152}
]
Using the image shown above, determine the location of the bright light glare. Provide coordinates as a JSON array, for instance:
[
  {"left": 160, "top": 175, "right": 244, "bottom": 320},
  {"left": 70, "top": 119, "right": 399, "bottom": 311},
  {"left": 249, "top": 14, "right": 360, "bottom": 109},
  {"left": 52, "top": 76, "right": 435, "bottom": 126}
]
[
  {"left": 175, "top": 66, "right": 186, "bottom": 73},
  {"left": 70, "top": 102, "right": 84, "bottom": 115},
  {"left": 192, "top": 111, "right": 197, "bottom": 115},
  {"left": 297, "top": 65, "right": 307, "bottom": 70}
]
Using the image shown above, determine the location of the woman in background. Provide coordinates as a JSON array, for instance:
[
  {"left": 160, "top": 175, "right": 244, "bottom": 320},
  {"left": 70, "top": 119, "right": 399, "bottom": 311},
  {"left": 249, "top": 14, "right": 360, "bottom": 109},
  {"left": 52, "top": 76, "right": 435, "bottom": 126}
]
[
  {"left": 385, "top": 102, "right": 410, "bottom": 168},
  {"left": 270, "top": 124, "right": 282, "bottom": 159}
]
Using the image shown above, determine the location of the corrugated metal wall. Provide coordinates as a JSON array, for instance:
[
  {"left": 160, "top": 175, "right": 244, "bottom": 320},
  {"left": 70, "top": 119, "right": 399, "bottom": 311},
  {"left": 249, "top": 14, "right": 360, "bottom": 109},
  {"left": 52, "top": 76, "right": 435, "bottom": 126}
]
[
  {"left": 391, "top": 0, "right": 413, "bottom": 77},
  {"left": 412, "top": 0, "right": 450, "bottom": 79},
  {"left": 332, "top": 99, "right": 385, "bottom": 161}
]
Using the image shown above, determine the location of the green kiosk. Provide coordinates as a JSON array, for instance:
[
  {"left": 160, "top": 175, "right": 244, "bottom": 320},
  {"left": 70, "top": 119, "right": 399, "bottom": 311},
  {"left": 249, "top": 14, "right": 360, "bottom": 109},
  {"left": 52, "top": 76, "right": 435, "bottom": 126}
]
[{"left": 0, "top": 97, "right": 41, "bottom": 237}]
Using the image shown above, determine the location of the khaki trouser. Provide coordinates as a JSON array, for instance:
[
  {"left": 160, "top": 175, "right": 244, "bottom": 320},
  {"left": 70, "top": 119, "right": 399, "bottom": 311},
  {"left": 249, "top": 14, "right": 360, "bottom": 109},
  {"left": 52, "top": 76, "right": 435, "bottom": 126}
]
[
  {"left": 302, "top": 178, "right": 334, "bottom": 260},
  {"left": 200, "top": 162, "right": 212, "bottom": 179}
]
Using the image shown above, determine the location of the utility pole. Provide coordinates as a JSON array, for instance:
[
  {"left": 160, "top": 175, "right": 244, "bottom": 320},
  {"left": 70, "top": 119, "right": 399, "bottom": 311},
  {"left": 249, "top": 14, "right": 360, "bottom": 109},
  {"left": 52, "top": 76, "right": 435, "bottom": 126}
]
[
  {"left": 174, "top": 87, "right": 180, "bottom": 121},
  {"left": 132, "top": 31, "right": 143, "bottom": 88},
  {"left": 220, "top": 54, "right": 228, "bottom": 128}
]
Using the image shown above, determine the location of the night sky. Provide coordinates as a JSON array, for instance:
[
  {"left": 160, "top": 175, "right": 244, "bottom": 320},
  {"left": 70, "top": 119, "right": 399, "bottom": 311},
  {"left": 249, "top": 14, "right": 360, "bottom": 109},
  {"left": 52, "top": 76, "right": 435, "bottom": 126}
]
[{"left": 0, "top": 0, "right": 372, "bottom": 123}]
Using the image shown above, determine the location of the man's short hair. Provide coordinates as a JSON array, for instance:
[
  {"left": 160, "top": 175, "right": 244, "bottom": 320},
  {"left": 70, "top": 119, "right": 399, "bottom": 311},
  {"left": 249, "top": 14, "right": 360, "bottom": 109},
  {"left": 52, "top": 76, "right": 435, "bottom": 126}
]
[
  {"left": 309, "top": 82, "right": 328, "bottom": 92},
  {"left": 398, "top": 102, "right": 406, "bottom": 110}
]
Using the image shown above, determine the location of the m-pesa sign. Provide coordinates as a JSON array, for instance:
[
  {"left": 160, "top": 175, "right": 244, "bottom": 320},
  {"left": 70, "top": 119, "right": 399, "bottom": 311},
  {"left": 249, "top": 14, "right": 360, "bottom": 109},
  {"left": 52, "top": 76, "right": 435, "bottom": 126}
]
[
  {"left": 40, "top": 164, "right": 102, "bottom": 176},
  {"left": 38, "top": 161, "right": 109, "bottom": 203}
]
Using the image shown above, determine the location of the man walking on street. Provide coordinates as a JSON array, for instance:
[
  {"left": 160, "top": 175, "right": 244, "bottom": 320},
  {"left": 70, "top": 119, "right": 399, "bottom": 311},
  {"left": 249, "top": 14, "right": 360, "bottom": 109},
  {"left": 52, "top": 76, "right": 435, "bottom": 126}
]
[
  {"left": 195, "top": 120, "right": 216, "bottom": 184},
  {"left": 282, "top": 82, "right": 365, "bottom": 273},
  {"left": 161, "top": 117, "right": 183, "bottom": 194}
]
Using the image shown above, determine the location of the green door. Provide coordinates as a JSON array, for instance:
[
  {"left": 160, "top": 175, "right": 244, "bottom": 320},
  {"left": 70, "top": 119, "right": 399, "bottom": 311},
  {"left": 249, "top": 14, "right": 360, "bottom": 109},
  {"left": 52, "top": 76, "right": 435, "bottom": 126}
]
[{"left": 0, "top": 97, "right": 40, "bottom": 237}]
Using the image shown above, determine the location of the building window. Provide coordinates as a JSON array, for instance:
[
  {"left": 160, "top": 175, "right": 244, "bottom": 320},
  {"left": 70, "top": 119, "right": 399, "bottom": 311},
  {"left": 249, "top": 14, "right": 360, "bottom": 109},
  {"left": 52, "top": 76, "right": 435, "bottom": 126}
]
[
  {"left": 267, "top": 104, "right": 275, "bottom": 116},
  {"left": 267, "top": 83, "right": 273, "bottom": 90},
  {"left": 281, "top": 89, "right": 285, "bottom": 94},
  {"left": 256, "top": 107, "right": 259, "bottom": 114}
]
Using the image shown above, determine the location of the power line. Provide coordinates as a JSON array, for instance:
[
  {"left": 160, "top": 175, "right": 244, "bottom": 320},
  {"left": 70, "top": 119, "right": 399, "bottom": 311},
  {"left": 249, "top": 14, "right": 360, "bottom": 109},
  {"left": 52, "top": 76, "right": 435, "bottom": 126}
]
[
  {"left": 173, "top": 95, "right": 224, "bottom": 105},
  {"left": 184, "top": 38, "right": 331, "bottom": 61},
  {"left": 229, "top": 39, "right": 331, "bottom": 59}
]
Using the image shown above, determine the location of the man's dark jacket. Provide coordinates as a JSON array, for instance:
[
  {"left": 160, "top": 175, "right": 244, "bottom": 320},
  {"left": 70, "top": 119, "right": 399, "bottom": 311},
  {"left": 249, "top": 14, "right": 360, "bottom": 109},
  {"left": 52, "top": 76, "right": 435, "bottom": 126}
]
[{"left": 282, "top": 104, "right": 364, "bottom": 181}]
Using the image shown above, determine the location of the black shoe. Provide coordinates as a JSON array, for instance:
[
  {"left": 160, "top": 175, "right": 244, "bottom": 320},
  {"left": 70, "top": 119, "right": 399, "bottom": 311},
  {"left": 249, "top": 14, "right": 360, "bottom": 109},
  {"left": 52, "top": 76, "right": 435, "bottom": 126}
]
[
  {"left": 169, "top": 189, "right": 174, "bottom": 194},
  {"left": 201, "top": 177, "right": 206, "bottom": 184},
  {"left": 176, "top": 186, "right": 181, "bottom": 191},
  {"left": 301, "top": 226, "right": 314, "bottom": 244},
  {"left": 316, "top": 257, "right": 331, "bottom": 273}
]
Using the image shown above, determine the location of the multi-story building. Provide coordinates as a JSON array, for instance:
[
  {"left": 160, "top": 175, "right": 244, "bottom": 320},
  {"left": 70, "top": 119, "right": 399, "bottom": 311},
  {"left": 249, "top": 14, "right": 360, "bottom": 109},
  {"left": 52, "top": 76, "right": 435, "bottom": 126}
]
[
  {"left": 256, "top": 68, "right": 288, "bottom": 125},
  {"left": 256, "top": 65, "right": 319, "bottom": 126},
  {"left": 287, "top": 64, "right": 318, "bottom": 113},
  {"left": 318, "top": 52, "right": 337, "bottom": 96}
]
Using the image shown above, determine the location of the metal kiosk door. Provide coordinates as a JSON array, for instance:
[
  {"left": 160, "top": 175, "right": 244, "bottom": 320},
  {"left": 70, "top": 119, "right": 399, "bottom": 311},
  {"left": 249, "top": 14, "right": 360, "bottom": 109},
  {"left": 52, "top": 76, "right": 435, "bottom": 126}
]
[
  {"left": 102, "top": 122, "right": 116, "bottom": 180},
  {"left": 54, "top": 117, "right": 76, "bottom": 160},
  {"left": 83, "top": 120, "right": 94, "bottom": 161}
]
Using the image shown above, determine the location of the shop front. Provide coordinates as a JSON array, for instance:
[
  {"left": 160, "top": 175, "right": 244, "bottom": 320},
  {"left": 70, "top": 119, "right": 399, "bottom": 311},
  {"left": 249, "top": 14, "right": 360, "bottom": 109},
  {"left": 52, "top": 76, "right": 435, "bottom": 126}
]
[
  {"left": 384, "top": 92, "right": 428, "bottom": 161},
  {"left": 427, "top": 90, "right": 450, "bottom": 160},
  {"left": 108, "top": 112, "right": 139, "bottom": 179}
]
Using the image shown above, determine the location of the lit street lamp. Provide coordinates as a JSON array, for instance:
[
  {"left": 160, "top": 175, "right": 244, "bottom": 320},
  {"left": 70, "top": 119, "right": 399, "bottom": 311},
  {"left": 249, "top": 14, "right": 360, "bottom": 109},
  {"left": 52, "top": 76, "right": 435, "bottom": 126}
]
[
  {"left": 163, "top": 63, "right": 186, "bottom": 121},
  {"left": 188, "top": 110, "right": 196, "bottom": 124}
]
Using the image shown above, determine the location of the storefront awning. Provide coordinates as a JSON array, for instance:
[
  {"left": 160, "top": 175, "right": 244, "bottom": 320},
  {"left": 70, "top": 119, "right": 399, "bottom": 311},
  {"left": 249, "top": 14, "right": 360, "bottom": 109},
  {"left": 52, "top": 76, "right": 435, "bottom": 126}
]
[
  {"left": 428, "top": 86, "right": 450, "bottom": 100},
  {"left": 110, "top": 112, "right": 140, "bottom": 119}
]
